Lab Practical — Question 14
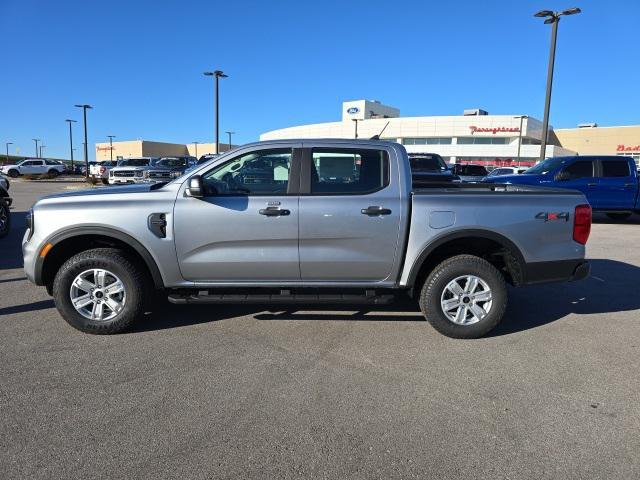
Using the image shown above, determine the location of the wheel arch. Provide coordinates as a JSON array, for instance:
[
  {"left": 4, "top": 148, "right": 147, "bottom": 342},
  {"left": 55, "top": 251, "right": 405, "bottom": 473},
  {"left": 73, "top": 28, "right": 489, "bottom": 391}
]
[
  {"left": 36, "top": 227, "right": 164, "bottom": 291},
  {"left": 406, "top": 229, "right": 526, "bottom": 290}
]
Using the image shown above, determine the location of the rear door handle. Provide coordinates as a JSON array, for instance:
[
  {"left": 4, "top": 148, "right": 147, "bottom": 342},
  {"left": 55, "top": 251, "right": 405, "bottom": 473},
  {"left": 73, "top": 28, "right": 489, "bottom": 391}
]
[
  {"left": 587, "top": 183, "right": 598, "bottom": 187},
  {"left": 361, "top": 206, "right": 392, "bottom": 216},
  {"left": 259, "top": 207, "right": 290, "bottom": 217}
]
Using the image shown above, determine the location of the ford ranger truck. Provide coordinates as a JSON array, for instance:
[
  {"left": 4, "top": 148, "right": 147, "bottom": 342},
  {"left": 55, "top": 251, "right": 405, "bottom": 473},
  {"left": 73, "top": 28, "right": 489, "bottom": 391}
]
[
  {"left": 22, "top": 140, "right": 591, "bottom": 338},
  {"left": 483, "top": 155, "right": 639, "bottom": 220}
]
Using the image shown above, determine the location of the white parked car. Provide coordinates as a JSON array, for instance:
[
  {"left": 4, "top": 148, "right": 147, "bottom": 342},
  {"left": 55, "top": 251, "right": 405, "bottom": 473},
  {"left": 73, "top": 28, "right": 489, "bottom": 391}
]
[
  {"left": 485, "top": 167, "right": 528, "bottom": 178},
  {"left": 89, "top": 161, "right": 116, "bottom": 184},
  {"left": 108, "top": 158, "right": 156, "bottom": 185},
  {"left": 0, "top": 159, "right": 66, "bottom": 178}
]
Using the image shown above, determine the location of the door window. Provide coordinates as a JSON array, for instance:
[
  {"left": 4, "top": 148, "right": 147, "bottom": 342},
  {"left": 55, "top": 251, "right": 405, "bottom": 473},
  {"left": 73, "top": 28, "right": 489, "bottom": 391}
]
[
  {"left": 202, "top": 148, "right": 292, "bottom": 195},
  {"left": 310, "top": 148, "right": 388, "bottom": 194},
  {"left": 601, "top": 160, "right": 630, "bottom": 177},
  {"left": 562, "top": 161, "right": 594, "bottom": 180}
]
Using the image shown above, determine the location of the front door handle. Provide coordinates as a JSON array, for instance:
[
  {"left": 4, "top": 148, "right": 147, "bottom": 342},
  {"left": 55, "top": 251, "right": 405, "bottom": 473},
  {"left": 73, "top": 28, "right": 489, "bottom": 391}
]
[
  {"left": 259, "top": 207, "right": 290, "bottom": 217},
  {"left": 587, "top": 183, "right": 597, "bottom": 187},
  {"left": 361, "top": 206, "right": 392, "bottom": 216}
]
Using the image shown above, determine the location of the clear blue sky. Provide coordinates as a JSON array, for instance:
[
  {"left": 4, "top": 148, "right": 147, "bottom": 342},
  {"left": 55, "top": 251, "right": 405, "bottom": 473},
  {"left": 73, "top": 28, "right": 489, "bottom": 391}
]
[{"left": 1, "top": 0, "right": 638, "bottom": 160}]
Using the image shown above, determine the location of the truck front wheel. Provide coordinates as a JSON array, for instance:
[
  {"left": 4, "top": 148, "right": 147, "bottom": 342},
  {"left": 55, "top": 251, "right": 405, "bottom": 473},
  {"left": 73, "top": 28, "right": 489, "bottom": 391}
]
[
  {"left": 52, "top": 248, "right": 149, "bottom": 334},
  {"left": 419, "top": 254, "right": 507, "bottom": 339}
]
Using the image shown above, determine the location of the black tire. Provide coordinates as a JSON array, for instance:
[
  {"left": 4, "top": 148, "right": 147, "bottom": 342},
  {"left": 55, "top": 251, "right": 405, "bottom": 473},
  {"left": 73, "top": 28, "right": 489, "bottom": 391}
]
[
  {"left": 606, "top": 212, "right": 632, "bottom": 221},
  {"left": 418, "top": 254, "right": 507, "bottom": 339},
  {"left": 48, "top": 169, "right": 59, "bottom": 178},
  {"left": 7, "top": 169, "right": 19, "bottom": 178},
  {"left": 0, "top": 199, "right": 10, "bottom": 239},
  {"left": 102, "top": 178, "right": 109, "bottom": 185},
  {"left": 52, "top": 248, "right": 150, "bottom": 334}
]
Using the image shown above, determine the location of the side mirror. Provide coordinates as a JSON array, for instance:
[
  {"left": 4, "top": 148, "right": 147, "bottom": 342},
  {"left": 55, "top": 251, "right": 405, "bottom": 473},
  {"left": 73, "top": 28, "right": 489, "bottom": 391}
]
[
  {"left": 185, "top": 175, "right": 204, "bottom": 198},
  {"left": 555, "top": 171, "right": 570, "bottom": 182}
]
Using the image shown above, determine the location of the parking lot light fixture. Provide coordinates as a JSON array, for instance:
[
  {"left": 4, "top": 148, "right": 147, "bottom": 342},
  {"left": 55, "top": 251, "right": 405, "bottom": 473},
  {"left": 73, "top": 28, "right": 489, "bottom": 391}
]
[
  {"left": 74, "top": 104, "right": 93, "bottom": 178},
  {"left": 192, "top": 141, "right": 199, "bottom": 158},
  {"left": 534, "top": 7, "right": 581, "bottom": 160},
  {"left": 513, "top": 115, "right": 528, "bottom": 166},
  {"left": 107, "top": 135, "right": 116, "bottom": 162},
  {"left": 225, "top": 131, "right": 235, "bottom": 151},
  {"left": 204, "top": 70, "right": 228, "bottom": 155},
  {"left": 5, "top": 142, "right": 13, "bottom": 164},
  {"left": 65, "top": 119, "right": 77, "bottom": 170},
  {"left": 33, "top": 138, "right": 40, "bottom": 158}
]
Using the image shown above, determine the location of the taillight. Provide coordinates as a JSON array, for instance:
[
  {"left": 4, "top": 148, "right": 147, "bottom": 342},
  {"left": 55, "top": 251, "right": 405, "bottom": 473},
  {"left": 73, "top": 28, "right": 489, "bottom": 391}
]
[
  {"left": 100, "top": 166, "right": 106, "bottom": 174},
  {"left": 573, "top": 204, "right": 592, "bottom": 245}
]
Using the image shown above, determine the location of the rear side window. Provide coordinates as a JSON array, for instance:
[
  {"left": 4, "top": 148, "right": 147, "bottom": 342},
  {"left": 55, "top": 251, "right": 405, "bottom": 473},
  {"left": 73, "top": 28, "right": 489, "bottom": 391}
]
[
  {"left": 601, "top": 160, "right": 630, "bottom": 177},
  {"left": 563, "top": 161, "right": 594, "bottom": 180},
  {"left": 310, "top": 148, "right": 389, "bottom": 194}
]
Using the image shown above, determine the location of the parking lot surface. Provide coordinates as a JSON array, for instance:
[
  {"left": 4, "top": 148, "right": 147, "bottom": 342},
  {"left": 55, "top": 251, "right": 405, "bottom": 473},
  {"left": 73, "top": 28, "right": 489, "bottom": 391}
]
[{"left": 1, "top": 181, "right": 639, "bottom": 479}]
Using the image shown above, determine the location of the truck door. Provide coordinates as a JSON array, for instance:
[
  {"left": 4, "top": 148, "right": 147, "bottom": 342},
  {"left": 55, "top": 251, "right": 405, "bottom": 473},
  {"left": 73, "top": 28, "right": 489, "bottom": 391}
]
[
  {"left": 173, "top": 145, "right": 301, "bottom": 282},
  {"left": 298, "top": 145, "right": 403, "bottom": 283},
  {"left": 597, "top": 158, "right": 636, "bottom": 210},
  {"left": 557, "top": 160, "right": 599, "bottom": 207}
]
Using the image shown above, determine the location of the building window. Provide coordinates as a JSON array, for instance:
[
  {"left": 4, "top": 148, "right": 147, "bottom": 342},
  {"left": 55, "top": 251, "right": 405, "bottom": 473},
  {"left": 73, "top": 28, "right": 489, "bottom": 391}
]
[
  {"left": 403, "top": 137, "right": 452, "bottom": 145},
  {"left": 521, "top": 138, "right": 541, "bottom": 145},
  {"left": 457, "top": 137, "right": 511, "bottom": 145}
]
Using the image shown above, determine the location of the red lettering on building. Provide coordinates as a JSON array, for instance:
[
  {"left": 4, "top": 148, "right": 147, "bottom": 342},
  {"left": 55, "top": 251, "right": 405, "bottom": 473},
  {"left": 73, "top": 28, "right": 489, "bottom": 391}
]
[
  {"left": 469, "top": 126, "right": 520, "bottom": 135},
  {"left": 617, "top": 144, "right": 640, "bottom": 152}
]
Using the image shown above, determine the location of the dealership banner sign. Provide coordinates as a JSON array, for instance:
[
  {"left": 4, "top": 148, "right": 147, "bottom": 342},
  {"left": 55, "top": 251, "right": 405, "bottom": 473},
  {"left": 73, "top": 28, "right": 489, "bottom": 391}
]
[
  {"left": 469, "top": 126, "right": 520, "bottom": 135},
  {"left": 617, "top": 144, "right": 640, "bottom": 152}
]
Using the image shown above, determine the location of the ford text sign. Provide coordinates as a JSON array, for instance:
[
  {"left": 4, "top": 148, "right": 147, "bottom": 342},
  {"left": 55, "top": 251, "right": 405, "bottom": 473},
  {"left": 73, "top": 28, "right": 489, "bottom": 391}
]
[{"left": 347, "top": 107, "right": 360, "bottom": 115}]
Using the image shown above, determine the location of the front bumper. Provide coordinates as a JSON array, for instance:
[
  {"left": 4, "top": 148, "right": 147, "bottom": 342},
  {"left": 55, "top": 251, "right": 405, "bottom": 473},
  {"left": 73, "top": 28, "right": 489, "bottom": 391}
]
[
  {"left": 522, "top": 259, "right": 590, "bottom": 285},
  {"left": 108, "top": 177, "right": 149, "bottom": 185}
]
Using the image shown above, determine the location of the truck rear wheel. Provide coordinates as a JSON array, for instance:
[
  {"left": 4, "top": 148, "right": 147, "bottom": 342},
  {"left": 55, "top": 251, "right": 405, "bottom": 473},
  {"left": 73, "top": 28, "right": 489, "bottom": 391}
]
[
  {"left": 52, "top": 248, "right": 149, "bottom": 334},
  {"left": 419, "top": 254, "right": 507, "bottom": 339}
]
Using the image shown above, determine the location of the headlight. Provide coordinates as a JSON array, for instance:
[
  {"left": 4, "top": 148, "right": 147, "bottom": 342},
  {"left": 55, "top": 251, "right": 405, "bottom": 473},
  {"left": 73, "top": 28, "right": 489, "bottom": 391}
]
[
  {"left": 171, "top": 171, "right": 181, "bottom": 178},
  {"left": 26, "top": 208, "right": 34, "bottom": 240},
  {"left": 109, "top": 170, "right": 114, "bottom": 177}
]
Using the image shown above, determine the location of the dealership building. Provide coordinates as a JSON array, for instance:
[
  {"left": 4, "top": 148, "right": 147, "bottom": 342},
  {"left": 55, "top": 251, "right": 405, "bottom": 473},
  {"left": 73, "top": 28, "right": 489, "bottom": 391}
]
[
  {"left": 94, "top": 140, "right": 235, "bottom": 162},
  {"left": 260, "top": 100, "right": 640, "bottom": 168}
]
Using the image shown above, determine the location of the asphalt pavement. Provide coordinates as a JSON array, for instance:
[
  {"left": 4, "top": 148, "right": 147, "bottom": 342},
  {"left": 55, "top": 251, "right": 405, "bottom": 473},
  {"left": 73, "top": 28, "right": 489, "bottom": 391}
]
[{"left": 1, "top": 180, "right": 639, "bottom": 479}]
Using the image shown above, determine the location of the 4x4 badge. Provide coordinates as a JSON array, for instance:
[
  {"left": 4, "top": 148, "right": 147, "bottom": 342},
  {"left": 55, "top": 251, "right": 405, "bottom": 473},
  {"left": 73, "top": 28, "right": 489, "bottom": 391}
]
[{"left": 536, "top": 211, "right": 570, "bottom": 222}]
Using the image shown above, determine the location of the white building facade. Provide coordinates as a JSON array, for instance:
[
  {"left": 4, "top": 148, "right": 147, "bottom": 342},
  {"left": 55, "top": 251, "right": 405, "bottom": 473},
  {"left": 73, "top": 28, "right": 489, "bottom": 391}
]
[{"left": 261, "top": 100, "right": 576, "bottom": 167}]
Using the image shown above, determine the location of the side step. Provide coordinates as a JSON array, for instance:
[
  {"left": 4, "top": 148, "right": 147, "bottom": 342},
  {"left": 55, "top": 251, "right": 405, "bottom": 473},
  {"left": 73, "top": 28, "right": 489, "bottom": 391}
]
[{"left": 167, "top": 289, "right": 395, "bottom": 305}]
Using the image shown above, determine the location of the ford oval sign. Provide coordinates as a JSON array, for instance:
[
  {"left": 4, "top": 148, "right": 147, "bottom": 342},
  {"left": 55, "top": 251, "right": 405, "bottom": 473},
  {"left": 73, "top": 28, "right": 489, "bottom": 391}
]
[{"left": 347, "top": 107, "right": 360, "bottom": 115}]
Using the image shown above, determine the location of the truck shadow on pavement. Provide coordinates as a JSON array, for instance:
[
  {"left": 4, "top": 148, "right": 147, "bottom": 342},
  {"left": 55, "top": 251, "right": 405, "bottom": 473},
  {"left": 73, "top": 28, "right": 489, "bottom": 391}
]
[
  {"left": 0, "top": 211, "right": 27, "bottom": 270},
  {"left": 136, "top": 258, "right": 640, "bottom": 336}
]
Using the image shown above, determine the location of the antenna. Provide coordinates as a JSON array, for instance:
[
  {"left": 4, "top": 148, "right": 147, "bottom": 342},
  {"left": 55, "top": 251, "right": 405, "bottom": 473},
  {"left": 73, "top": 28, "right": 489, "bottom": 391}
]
[{"left": 370, "top": 121, "right": 390, "bottom": 140}]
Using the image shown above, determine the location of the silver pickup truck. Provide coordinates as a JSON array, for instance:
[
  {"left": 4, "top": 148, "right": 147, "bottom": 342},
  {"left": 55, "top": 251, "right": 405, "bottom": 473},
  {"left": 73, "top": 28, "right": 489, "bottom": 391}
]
[{"left": 22, "top": 140, "right": 591, "bottom": 338}]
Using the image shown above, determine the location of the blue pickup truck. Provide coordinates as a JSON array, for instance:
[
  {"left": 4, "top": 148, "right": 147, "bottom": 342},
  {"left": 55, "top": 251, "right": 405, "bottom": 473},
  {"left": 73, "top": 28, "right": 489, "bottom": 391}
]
[{"left": 484, "top": 156, "right": 640, "bottom": 220}]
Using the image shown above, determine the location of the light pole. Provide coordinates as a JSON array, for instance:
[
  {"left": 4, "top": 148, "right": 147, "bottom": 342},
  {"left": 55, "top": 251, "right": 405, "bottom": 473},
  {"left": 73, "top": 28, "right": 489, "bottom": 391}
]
[
  {"left": 225, "top": 131, "right": 235, "bottom": 151},
  {"left": 65, "top": 119, "right": 77, "bottom": 171},
  {"left": 39, "top": 145, "right": 46, "bottom": 158},
  {"left": 75, "top": 104, "right": 93, "bottom": 177},
  {"left": 107, "top": 135, "right": 116, "bottom": 162},
  {"left": 192, "top": 141, "right": 199, "bottom": 158},
  {"left": 33, "top": 138, "right": 40, "bottom": 158},
  {"left": 352, "top": 119, "right": 359, "bottom": 139},
  {"left": 534, "top": 7, "right": 581, "bottom": 160},
  {"left": 5, "top": 142, "right": 12, "bottom": 164},
  {"left": 514, "top": 115, "right": 528, "bottom": 166},
  {"left": 204, "top": 70, "right": 228, "bottom": 154}
]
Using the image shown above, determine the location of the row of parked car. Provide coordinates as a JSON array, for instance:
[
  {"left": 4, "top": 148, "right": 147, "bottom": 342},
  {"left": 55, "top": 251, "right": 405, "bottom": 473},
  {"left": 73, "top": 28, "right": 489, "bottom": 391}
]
[
  {"left": 88, "top": 155, "right": 218, "bottom": 185},
  {"left": 409, "top": 153, "right": 640, "bottom": 220}
]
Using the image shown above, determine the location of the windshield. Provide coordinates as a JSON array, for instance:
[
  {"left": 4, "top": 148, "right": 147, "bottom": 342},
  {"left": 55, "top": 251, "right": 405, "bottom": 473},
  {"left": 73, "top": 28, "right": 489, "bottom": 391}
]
[
  {"left": 409, "top": 155, "right": 447, "bottom": 172},
  {"left": 456, "top": 165, "right": 487, "bottom": 176},
  {"left": 154, "top": 158, "right": 188, "bottom": 168},
  {"left": 524, "top": 158, "right": 567, "bottom": 175},
  {"left": 118, "top": 158, "right": 151, "bottom": 167}
]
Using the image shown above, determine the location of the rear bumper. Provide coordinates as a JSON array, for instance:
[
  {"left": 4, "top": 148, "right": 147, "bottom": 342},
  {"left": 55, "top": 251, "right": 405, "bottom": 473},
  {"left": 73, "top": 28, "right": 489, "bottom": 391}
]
[{"left": 522, "top": 259, "right": 590, "bottom": 285}]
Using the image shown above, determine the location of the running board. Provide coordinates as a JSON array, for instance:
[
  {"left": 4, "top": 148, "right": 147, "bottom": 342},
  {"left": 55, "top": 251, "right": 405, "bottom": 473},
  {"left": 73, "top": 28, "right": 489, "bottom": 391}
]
[{"left": 167, "top": 289, "right": 395, "bottom": 305}]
